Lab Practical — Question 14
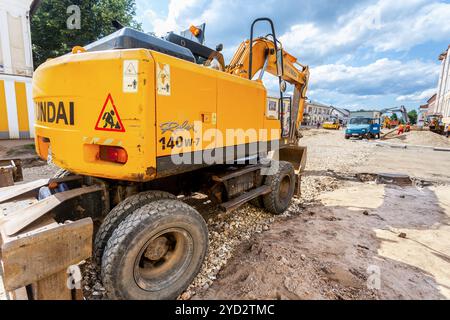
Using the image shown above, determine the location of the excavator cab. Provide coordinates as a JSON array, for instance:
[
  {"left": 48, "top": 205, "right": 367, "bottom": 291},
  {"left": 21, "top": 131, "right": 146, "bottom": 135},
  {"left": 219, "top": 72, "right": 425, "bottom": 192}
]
[{"left": 244, "top": 18, "right": 308, "bottom": 175}]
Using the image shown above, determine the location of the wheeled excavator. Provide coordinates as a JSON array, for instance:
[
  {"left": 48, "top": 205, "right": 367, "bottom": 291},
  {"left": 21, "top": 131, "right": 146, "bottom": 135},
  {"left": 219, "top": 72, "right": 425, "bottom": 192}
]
[{"left": 0, "top": 18, "right": 309, "bottom": 300}]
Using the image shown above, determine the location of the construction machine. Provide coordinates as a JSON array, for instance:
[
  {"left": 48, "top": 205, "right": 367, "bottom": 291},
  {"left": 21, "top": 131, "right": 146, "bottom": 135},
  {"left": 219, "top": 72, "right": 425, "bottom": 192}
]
[
  {"left": 381, "top": 106, "right": 410, "bottom": 129},
  {"left": 427, "top": 114, "right": 447, "bottom": 135},
  {"left": 0, "top": 18, "right": 309, "bottom": 300}
]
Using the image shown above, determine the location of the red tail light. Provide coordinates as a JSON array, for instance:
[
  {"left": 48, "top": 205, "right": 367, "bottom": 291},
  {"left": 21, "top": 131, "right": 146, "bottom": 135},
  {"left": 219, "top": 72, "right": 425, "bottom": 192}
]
[{"left": 99, "top": 146, "right": 128, "bottom": 164}]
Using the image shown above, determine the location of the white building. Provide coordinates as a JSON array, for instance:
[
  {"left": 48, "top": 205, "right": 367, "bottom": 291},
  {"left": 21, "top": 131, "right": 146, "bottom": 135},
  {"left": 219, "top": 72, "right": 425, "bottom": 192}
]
[
  {"left": 0, "top": 0, "right": 38, "bottom": 139},
  {"left": 303, "top": 101, "right": 333, "bottom": 125},
  {"left": 303, "top": 100, "right": 350, "bottom": 125},
  {"left": 435, "top": 45, "right": 450, "bottom": 121}
]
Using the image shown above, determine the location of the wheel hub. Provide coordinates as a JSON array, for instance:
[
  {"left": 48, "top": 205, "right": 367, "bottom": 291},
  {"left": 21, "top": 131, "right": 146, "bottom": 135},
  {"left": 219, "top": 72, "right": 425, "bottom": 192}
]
[{"left": 144, "top": 236, "right": 169, "bottom": 261}]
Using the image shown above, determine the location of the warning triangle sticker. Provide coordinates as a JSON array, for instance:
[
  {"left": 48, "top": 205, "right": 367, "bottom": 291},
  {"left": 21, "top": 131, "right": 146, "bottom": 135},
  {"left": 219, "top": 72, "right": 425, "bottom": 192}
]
[
  {"left": 95, "top": 94, "right": 126, "bottom": 132},
  {"left": 125, "top": 62, "right": 137, "bottom": 75}
]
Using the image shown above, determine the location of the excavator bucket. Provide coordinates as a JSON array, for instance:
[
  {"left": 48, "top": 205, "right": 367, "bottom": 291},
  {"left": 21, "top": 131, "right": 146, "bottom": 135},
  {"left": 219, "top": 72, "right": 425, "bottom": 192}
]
[
  {"left": 0, "top": 176, "right": 102, "bottom": 300},
  {"left": 277, "top": 145, "right": 308, "bottom": 173}
]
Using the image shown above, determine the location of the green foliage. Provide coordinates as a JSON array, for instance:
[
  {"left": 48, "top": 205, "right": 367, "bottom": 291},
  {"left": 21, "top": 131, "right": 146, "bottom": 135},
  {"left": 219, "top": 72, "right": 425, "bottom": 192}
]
[
  {"left": 31, "top": 0, "right": 142, "bottom": 68},
  {"left": 390, "top": 113, "right": 398, "bottom": 121},
  {"left": 407, "top": 109, "right": 418, "bottom": 125}
]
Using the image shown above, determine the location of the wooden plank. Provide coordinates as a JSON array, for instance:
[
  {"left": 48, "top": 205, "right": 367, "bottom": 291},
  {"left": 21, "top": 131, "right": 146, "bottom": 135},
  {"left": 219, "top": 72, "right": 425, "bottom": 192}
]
[
  {"left": 0, "top": 216, "right": 57, "bottom": 249},
  {"left": 0, "top": 197, "right": 38, "bottom": 219},
  {"left": 1, "top": 185, "right": 101, "bottom": 236},
  {"left": 0, "top": 179, "right": 48, "bottom": 203},
  {"left": 0, "top": 175, "right": 83, "bottom": 204},
  {"left": 1, "top": 218, "right": 93, "bottom": 291},
  {"left": 12, "top": 287, "right": 28, "bottom": 300},
  {"left": 34, "top": 271, "right": 72, "bottom": 300}
]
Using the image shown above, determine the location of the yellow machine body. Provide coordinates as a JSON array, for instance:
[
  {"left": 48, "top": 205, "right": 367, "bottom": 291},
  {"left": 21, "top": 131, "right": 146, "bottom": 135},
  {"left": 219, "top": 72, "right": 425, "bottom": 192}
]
[
  {"left": 322, "top": 122, "right": 340, "bottom": 130},
  {"left": 33, "top": 49, "right": 281, "bottom": 182}
]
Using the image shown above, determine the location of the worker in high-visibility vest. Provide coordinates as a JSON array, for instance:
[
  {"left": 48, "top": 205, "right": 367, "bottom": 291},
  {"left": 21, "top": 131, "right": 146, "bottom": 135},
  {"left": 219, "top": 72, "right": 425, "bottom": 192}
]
[
  {"left": 405, "top": 122, "right": 411, "bottom": 132},
  {"left": 397, "top": 123, "right": 405, "bottom": 135}
]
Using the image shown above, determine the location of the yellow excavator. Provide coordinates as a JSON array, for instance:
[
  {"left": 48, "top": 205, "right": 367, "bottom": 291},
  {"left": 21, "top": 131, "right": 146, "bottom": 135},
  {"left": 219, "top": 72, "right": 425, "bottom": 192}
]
[{"left": 0, "top": 18, "right": 309, "bottom": 300}]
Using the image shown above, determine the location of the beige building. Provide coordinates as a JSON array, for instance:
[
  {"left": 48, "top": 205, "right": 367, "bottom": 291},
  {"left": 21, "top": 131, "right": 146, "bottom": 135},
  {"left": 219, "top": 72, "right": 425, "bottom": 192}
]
[
  {"left": 303, "top": 100, "right": 349, "bottom": 125},
  {"left": 303, "top": 101, "right": 333, "bottom": 125},
  {"left": 0, "top": 0, "right": 37, "bottom": 139},
  {"left": 435, "top": 45, "right": 450, "bottom": 120}
]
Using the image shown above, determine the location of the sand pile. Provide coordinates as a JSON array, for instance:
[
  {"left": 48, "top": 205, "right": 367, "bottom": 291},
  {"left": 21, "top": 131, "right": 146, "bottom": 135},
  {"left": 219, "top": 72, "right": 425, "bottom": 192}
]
[{"left": 384, "top": 130, "right": 450, "bottom": 148}]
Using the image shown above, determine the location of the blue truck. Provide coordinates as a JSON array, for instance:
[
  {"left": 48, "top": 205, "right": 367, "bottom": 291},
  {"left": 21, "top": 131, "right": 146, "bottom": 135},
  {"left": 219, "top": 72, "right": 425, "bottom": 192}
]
[{"left": 345, "top": 111, "right": 382, "bottom": 139}]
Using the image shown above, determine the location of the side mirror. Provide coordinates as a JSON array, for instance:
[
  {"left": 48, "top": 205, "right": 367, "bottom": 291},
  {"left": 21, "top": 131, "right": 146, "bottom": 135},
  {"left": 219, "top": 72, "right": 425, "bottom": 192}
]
[{"left": 216, "top": 44, "right": 223, "bottom": 52}]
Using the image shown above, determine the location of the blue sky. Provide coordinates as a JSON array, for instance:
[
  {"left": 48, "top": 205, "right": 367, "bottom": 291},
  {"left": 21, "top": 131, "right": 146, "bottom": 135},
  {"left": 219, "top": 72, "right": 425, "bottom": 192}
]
[{"left": 135, "top": 0, "right": 450, "bottom": 111}]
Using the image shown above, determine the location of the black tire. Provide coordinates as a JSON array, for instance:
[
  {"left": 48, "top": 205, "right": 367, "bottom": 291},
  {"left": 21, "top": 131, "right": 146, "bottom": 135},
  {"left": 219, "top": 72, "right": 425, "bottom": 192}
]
[
  {"left": 345, "top": 135, "right": 350, "bottom": 139},
  {"left": 93, "top": 191, "right": 175, "bottom": 266},
  {"left": 262, "top": 161, "right": 295, "bottom": 215},
  {"left": 101, "top": 199, "right": 208, "bottom": 300}
]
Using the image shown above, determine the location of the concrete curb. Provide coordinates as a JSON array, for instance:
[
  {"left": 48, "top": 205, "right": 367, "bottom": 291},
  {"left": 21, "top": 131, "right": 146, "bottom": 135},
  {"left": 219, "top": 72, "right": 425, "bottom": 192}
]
[
  {"left": 434, "top": 147, "right": 450, "bottom": 152},
  {"left": 372, "top": 141, "right": 450, "bottom": 152}
]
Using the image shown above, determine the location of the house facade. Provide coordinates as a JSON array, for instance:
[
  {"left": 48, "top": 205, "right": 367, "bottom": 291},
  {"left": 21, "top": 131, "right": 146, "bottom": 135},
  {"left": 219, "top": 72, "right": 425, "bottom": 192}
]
[
  {"left": 0, "top": 0, "right": 36, "bottom": 139},
  {"left": 303, "top": 100, "right": 350, "bottom": 126},
  {"left": 435, "top": 45, "right": 450, "bottom": 121},
  {"left": 303, "top": 101, "right": 333, "bottom": 125}
]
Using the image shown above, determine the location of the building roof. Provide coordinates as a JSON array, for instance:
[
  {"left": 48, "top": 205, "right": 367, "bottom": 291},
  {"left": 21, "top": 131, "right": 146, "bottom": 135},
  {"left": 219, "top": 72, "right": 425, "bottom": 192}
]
[
  {"left": 439, "top": 45, "right": 450, "bottom": 61},
  {"left": 307, "top": 100, "right": 332, "bottom": 108},
  {"left": 427, "top": 93, "right": 437, "bottom": 103},
  {"left": 331, "top": 107, "right": 350, "bottom": 117}
]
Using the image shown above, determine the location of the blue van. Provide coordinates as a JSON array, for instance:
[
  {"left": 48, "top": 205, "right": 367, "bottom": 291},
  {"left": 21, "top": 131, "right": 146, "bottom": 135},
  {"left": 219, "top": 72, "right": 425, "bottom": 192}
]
[{"left": 345, "top": 117, "right": 381, "bottom": 139}]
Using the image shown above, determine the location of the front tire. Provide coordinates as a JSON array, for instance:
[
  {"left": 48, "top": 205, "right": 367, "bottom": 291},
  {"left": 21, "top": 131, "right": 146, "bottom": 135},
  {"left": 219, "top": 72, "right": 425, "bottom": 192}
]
[
  {"left": 101, "top": 199, "right": 208, "bottom": 300},
  {"left": 262, "top": 161, "right": 295, "bottom": 215},
  {"left": 93, "top": 191, "right": 175, "bottom": 266}
]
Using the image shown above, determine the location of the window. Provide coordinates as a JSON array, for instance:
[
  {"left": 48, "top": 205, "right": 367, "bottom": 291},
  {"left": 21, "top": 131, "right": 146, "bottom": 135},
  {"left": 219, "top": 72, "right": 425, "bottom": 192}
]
[{"left": 350, "top": 118, "right": 371, "bottom": 125}]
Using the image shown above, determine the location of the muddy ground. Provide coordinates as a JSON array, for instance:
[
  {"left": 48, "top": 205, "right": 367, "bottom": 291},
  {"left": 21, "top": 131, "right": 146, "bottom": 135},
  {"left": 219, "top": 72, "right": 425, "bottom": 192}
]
[{"left": 1, "top": 129, "right": 450, "bottom": 300}]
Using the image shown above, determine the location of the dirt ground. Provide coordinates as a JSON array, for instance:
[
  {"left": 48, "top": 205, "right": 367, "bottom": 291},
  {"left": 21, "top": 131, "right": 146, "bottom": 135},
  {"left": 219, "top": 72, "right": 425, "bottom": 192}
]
[
  {"left": 198, "top": 129, "right": 450, "bottom": 300},
  {"left": 1, "top": 129, "right": 450, "bottom": 300}
]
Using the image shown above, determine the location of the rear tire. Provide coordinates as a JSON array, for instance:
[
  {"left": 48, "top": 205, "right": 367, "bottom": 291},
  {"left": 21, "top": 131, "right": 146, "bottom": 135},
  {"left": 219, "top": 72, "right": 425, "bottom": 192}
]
[
  {"left": 93, "top": 191, "right": 175, "bottom": 266},
  {"left": 101, "top": 199, "right": 208, "bottom": 300},
  {"left": 262, "top": 161, "right": 295, "bottom": 215}
]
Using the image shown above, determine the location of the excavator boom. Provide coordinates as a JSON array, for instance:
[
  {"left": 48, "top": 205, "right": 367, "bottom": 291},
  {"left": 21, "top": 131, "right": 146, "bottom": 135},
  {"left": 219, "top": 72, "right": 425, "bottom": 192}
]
[{"left": 226, "top": 35, "right": 309, "bottom": 143}]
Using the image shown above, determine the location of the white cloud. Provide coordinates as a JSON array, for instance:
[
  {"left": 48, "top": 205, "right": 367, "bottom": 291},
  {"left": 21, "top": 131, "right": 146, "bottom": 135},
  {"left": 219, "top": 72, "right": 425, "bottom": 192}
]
[
  {"left": 279, "top": 0, "right": 450, "bottom": 63},
  {"left": 310, "top": 58, "right": 440, "bottom": 96},
  {"left": 142, "top": 0, "right": 207, "bottom": 36},
  {"left": 134, "top": 0, "right": 447, "bottom": 109},
  {"left": 396, "top": 88, "right": 436, "bottom": 102}
]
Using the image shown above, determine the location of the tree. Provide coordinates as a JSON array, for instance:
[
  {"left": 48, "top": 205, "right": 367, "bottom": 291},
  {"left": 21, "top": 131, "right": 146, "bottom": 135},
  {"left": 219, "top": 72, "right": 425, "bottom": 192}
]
[
  {"left": 407, "top": 110, "right": 418, "bottom": 125},
  {"left": 31, "top": 0, "right": 142, "bottom": 68},
  {"left": 390, "top": 113, "right": 398, "bottom": 121}
]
